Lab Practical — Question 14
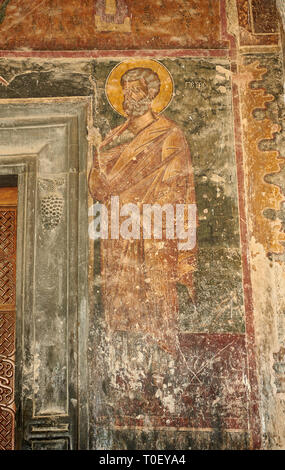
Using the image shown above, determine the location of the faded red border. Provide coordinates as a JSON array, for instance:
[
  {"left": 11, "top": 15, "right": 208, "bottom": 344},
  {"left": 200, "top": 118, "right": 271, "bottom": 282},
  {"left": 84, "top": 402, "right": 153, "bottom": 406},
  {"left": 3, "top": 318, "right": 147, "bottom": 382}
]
[
  {"left": 220, "top": 0, "right": 237, "bottom": 59},
  {"left": 231, "top": 81, "right": 261, "bottom": 450},
  {"left": 0, "top": 49, "right": 230, "bottom": 59},
  {"left": 220, "top": 0, "right": 262, "bottom": 449}
]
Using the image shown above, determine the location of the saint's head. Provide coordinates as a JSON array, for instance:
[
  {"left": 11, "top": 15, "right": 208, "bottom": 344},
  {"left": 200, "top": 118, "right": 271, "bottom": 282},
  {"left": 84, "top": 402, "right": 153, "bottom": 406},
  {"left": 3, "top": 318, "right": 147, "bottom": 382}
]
[{"left": 120, "top": 67, "right": 161, "bottom": 117}]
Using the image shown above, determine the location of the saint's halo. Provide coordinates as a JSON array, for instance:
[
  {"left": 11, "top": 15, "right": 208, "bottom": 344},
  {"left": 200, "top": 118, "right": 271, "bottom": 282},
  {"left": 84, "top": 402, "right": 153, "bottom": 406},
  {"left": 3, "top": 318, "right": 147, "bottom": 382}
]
[{"left": 105, "top": 59, "right": 174, "bottom": 117}]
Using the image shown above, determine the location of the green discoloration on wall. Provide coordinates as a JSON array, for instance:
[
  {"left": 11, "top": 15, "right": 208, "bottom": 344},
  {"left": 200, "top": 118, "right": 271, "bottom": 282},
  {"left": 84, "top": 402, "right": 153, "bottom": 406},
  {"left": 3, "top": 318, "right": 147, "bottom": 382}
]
[
  {"left": 0, "top": 0, "right": 10, "bottom": 25},
  {"left": 94, "top": 427, "right": 250, "bottom": 450},
  {"left": 0, "top": 49, "right": 279, "bottom": 450},
  {"left": 88, "top": 57, "right": 244, "bottom": 334}
]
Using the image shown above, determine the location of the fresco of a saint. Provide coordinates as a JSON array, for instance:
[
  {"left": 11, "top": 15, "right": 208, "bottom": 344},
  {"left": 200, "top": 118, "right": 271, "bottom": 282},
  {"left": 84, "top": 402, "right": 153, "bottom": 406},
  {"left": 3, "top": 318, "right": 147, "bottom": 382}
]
[{"left": 88, "top": 59, "right": 197, "bottom": 354}]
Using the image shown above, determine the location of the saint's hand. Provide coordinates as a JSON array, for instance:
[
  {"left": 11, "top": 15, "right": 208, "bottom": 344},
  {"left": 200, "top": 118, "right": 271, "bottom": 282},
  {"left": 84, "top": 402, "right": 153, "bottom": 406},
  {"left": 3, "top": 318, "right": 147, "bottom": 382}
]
[
  {"left": 88, "top": 166, "right": 110, "bottom": 202},
  {"left": 87, "top": 126, "right": 102, "bottom": 149}
]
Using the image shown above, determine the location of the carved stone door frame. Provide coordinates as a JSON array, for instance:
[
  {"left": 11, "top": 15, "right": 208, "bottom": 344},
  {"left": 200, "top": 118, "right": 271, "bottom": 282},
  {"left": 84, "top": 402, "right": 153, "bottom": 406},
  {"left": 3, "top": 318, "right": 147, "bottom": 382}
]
[{"left": 0, "top": 97, "right": 90, "bottom": 450}]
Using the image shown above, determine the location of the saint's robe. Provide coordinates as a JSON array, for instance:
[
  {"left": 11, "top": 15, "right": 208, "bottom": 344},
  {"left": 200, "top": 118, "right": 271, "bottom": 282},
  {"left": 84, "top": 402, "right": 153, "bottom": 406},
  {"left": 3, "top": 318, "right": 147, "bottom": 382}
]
[{"left": 89, "top": 113, "right": 197, "bottom": 354}]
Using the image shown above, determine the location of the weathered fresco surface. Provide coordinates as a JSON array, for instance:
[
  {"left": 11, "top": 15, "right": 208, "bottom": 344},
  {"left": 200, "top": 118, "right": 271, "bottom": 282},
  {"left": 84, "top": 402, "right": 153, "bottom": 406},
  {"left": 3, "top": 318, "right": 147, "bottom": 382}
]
[
  {"left": 0, "top": 0, "right": 227, "bottom": 50},
  {"left": 237, "top": 0, "right": 279, "bottom": 46},
  {"left": 87, "top": 57, "right": 250, "bottom": 449},
  {"left": 0, "top": 0, "right": 284, "bottom": 450}
]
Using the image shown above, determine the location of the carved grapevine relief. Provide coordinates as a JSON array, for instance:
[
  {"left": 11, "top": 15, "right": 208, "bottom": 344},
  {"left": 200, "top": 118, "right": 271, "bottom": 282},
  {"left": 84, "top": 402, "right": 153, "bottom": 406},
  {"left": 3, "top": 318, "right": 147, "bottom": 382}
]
[{"left": 38, "top": 178, "right": 65, "bottom": 231}]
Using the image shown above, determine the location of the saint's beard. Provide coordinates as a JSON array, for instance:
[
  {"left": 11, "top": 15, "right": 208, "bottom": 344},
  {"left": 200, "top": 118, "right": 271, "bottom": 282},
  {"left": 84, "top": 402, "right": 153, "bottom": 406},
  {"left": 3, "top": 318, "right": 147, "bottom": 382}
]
[{"left": 123, "top": 96, "right": 151, "bottom": 117}]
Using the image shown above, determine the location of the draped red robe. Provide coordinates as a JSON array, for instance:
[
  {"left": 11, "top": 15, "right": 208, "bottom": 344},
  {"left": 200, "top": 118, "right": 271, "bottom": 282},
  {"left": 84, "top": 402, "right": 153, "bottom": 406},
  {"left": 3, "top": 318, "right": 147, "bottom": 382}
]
[{"left": 89, "top": 114, "right": 197, "bottom": 354}]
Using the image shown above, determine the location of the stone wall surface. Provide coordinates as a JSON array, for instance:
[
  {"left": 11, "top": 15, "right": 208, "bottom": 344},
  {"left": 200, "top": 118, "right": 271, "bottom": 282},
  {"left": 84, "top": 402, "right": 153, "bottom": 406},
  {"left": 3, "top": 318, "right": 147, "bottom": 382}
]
[{"left": 0, "top": 0, "right": 284, "bottom": 450}]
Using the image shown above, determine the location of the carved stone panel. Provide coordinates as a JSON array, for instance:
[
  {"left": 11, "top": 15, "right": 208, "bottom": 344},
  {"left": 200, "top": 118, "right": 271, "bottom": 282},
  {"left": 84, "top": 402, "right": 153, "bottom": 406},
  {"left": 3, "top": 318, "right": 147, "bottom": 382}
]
[{"left": 0, "top": 99, "right": 89, "bottom": 450}]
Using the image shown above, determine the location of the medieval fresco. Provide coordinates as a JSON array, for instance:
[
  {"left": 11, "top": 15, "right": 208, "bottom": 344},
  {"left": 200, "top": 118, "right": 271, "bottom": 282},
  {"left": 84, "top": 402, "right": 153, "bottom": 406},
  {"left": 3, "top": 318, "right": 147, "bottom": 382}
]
[
  {"left": 86, "top": 57, "right": 249, "bottom": 449},
  {"left": 0, "top": 0, "right": 227, "bottom": 50},
  {"left": 0, "top": 0, "right": 284, "bottom": 451},
  {"left": 88, "top": 59, "right": 196, "bottom": 355}
]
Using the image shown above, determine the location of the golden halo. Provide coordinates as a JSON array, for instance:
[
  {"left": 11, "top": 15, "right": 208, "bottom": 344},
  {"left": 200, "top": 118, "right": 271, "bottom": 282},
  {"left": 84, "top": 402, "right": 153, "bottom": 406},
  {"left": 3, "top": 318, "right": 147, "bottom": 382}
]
[{"left": 105, "top": 59, "right": 174, "bottom": 117}]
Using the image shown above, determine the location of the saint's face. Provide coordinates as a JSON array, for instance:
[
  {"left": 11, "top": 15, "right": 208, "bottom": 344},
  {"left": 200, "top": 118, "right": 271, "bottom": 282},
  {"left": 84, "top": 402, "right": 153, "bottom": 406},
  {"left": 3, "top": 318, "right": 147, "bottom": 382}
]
[
  {"left": 122, "top": 79, "right": 151, "bottom": 117},
  {"left": 122, "top": 79, "right": 147, "bottom": 102}
]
